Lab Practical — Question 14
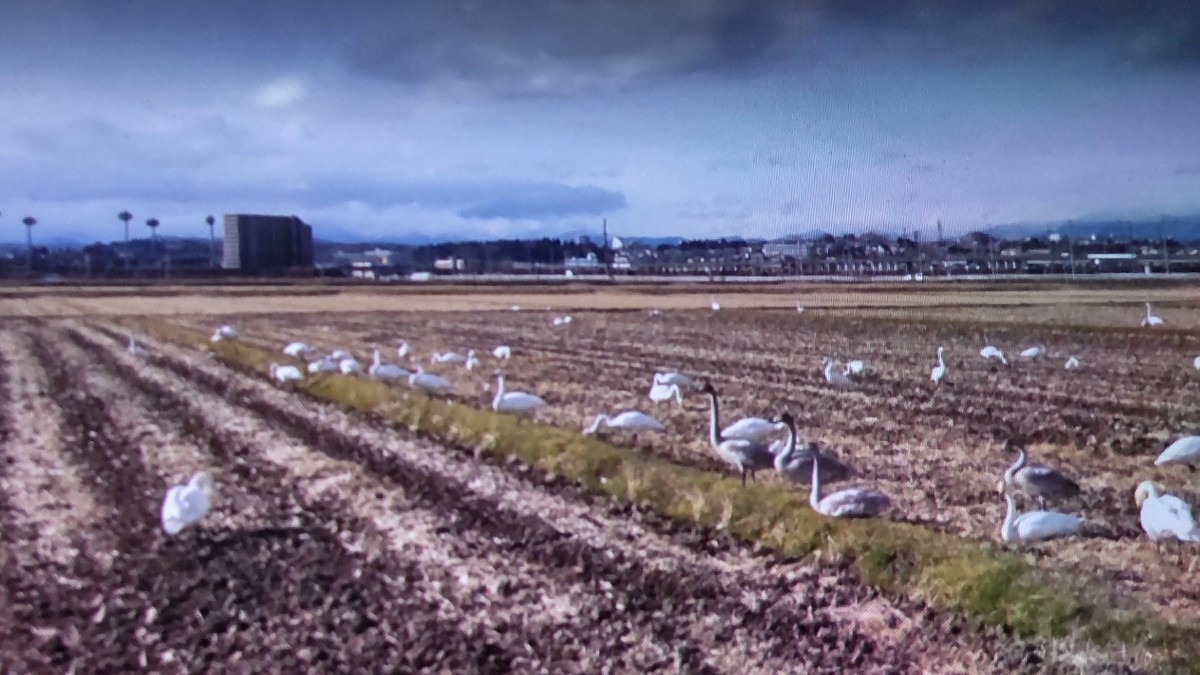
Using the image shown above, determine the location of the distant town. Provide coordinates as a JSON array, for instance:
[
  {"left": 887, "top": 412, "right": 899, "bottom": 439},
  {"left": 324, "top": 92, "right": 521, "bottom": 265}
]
[{"left": 5, "top": 213, "right": 1200, "bottom": 281}]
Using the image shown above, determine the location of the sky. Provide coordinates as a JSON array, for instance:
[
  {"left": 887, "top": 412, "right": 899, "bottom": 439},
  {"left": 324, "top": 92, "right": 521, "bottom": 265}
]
[{"left": 2, "top": 1, "right": 1200, "bottom": 244}]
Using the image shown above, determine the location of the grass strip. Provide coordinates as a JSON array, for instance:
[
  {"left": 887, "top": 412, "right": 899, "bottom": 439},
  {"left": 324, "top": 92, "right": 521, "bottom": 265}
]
[{"left": 141, "top": 318, "right": 1200, "bottom": 672}]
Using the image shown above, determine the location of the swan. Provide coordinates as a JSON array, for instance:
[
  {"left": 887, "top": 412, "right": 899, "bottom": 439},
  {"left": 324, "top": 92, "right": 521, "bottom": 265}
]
[
  {"left": 720, "top": 416, "right": 786, "bottom": 443},
  {"left": 796, "top": 301, "right": 805, "bottom": 314},
  {"left": 368, "top": 348, "right": 410, "bottom": 381},
  {"left": 771, "top": 412, "right": 855, "bottom": 487},
  {"left": 338, "top": 357, "right": 363, "bottom": 375},
  {"left": 210, "top": 325, "right": 238, "bottom": 342},
  {"left": 431, "top": 351, "right": 468, "bottom": 365},
  {"left": 408, "top": 366, "right": 452, "bottom": 395},
  {"left": 980, "top": 345, "right": 1008, "bottom": 365},
  {"left": 396, "top": 341, "right": 410, "bottom": 359},
  {"left": 1155, "top": 436, "right": 1200, "bottom": 473},
  {"left": 653, "top": 372, "right": 692, "bottom": 388},
  {"left": 844, "top": 360, "right": 865, "bottom": 376},
  {"left": 710, "top": 297, "right": 721, "bottom": 311},
  {"left": 465, "top": 351, "right": 481, "bottom": 370},
  {"left": 492, "top": 374, "right": 546, "bottom": 418},
  {"left": 269, "top": 362, "right": 304, "bottom": 384},
  {"left": 822, "top": 358, "right": 853, "bottom": 387},
  {"left": 492, "top": 345, "right": 512, "bottom": 360},
  {"left": 1193, "top": 356, "right": 1200, "bottom": 371},
  {"left": 1135, "top": 481, "right": 1200, "bottom": 542},
  {"left": 1064, "top": 356, "right": 1082, "bottom": 370},
  {"left": 996, "top": 448, "right": 1081, "bottom": 508},
  {"left": 648, "top": 382, "right": 684, "bottom": 405},
  {"left": 582, "top": 411, "right": 665, "bottom": 444},
  {"left": 648, "top": 308, "right": 663, "bottom": 316},
  {"left": 127, "top": 334, "right": 148, "bottom": 356},
  {"left": 329, "top": 349, "right": 353, "bottom": 361},
  {"left": 701, "top": 382, "right": 776, "bottom": 486},
  {"left": 161, "top": 471, "right": 214, "bottom": 535},
  {"left": 511, "top": 305, "right": 521, "bottom": 311},
  {"left": 1142, "top": 302, "right": 1164, "bottom": 327},
  {"left": 999, "top": 493, "right": 1083, "bottom": 544},
  {"left": 930, "top": 346, "right": 948, "bottom": 385},
  {"left": 808, "top": 444, "right": 889, "bottom": 518},
  {"left": 1019, "top": 345, "right": 1046, "bottom": 359},
  {"left": 282, "top": 341, "right": 314, "bottom": 358},
  {"left": 307, "top": 356, "right": 339, "bottom": 373}
]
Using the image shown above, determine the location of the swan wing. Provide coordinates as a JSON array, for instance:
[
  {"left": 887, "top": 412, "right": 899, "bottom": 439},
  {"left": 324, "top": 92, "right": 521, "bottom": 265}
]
[
  {"left": 1013, "top": 511, "right": 1082, "bottom": 540},
  {"left": 160, "top": 486, "right": 187, "bottom": 535},
  {"left": 1156, "top": 436, "right": 1200, "bottom": 466},
  {"left": 1143, "top": 494, "right": 1198, "bottom": 540},
  {"left": 819, "top": 488, "right": 890, "bottom": 518}
]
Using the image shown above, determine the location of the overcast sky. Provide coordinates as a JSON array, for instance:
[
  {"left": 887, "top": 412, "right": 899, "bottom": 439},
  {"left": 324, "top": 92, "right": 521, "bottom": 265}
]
[{"left": 3, "top": 1, "right": 1200, "bottom": 244}]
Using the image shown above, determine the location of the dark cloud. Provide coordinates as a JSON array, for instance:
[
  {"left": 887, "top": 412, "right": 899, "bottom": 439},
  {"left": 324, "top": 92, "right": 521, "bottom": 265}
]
[{"left": 344, "top": 0, "right": 1200, "bottom": 97}]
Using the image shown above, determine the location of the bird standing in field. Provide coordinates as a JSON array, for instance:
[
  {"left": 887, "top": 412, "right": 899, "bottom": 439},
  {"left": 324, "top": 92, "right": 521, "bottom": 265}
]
[
  {"left": 930, "top": 346, "right": 948, "bottom": 386},
  {"left": 701, "top": 381, "right": 775, "bottom": 486},
  {"left": 996, "top": 446, "right": 1081, "bottom": 509},
  {"left": 161, "top": 472, "right": 214, "bottom": 536},
  {"left": 491, "top": 373, "right": 546, "bottom": 420},
  {"left": 1142, "top": 302, "right": 1164, "bottom": 327},
  {"left": 771, "top": 412, "right": 856, "bottom": 487},
  {"left": 269, "top": 362, "right": 304, "bottom": 384}
]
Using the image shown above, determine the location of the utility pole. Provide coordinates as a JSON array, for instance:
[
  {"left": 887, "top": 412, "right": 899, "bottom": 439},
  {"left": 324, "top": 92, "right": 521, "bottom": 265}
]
[
  {"left": 602, "top": 218, "right": 613, "bottom": 279},
  {"left": 1160, "top": 215, "right": 1171, "bottom": 275}
]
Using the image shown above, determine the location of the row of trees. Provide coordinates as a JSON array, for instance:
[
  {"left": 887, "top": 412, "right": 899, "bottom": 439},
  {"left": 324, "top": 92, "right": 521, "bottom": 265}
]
[{"left": 3, "top": 210, "right": 220, "bottom": 270}]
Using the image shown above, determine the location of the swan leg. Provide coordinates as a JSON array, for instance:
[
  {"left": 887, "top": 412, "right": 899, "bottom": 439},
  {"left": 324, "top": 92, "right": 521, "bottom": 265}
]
[{"left": 741, "top": 470, "right": 747, "bottom": 487}]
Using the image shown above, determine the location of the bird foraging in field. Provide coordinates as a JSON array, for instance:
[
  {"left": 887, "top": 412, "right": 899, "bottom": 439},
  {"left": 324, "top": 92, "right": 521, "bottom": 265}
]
[
  {"left": 582, "top": 411, "right": 665, "bottom": 445},
  {"left": 771, "top": 412, "right": 856, "bottom": 487},
  {"left": 491, "top": 373, "right": 546, "bottom": 420},
  {"left": 701, "top": 381, "right": 775, "bottom": 486},
  {"left": 1156, "top": 436, "right": 1200, "bottom": 473},
  {"left": 807, "top": 442, "right": 888, "bottom": 519},
  {"left": 980, "top": 345, "right": 1007, "bottom": 365},
  {"left": 1135, "top": 480, "right": 1200, "bottom": 543},
  {"left": 127, "top": 333, "right": 148, "bottom": 356},
  {"left": 210, "top": 325, "right": 238, "bottom": 342},
  {"left": 161, "top": 472, "right": 214, "bottom": 535},
  {"left": 999, "top": 493, "right": 1083, "bottom": 545},
  {"left": 996, "top": 446, "right": 1081, "bottom": 509},
  {"left": 269, "top": 362, "right": 304, "bottom": 384}
]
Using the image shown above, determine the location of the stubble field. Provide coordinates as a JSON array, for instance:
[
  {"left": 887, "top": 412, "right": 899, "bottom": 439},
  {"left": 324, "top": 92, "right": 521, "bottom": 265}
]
[{"left": 4, "top": 281, "right": 1200, "bottom": 673}]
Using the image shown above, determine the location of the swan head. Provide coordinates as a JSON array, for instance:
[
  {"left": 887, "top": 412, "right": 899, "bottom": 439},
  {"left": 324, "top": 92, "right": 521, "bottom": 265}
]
[
  {"left": 773, "top": 411, "right": 795, "bottom": 426},
  {"left": 1134, "top": 480, "right": 1161, "bottom": 507},
  {"left": 700, "top": 380, "right": 717, "bottom": 396}
]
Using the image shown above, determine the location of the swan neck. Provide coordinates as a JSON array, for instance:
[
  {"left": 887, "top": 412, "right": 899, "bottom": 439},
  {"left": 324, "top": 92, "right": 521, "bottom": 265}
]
[
  {"left": 585, "top": 414, "right": 607, "bottom": 434},
  {"left": 707, "top": 391, "right": 721, "bottom": 448},
  {"left": 1001, "top": 494, "right": 1018, "bottom": 541},
  {"left": 1003, "top": 450, "right": 1026, "bottom": 483},
  {"left": 809, "top": 458, "right": 822, "bottom": 509}
]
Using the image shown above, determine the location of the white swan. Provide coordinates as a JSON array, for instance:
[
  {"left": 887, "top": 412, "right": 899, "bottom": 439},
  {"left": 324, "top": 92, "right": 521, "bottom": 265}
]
[
  {"left": 269, "top": 362, "right": 304, "bottom": 383},
  {"left": 492, "top": 374, "right": 546, "bottom": 418},
  {"left": 1064, "top": 355, "right": 1081, "bottom": 370},
  {"left": 127, "top": 334, "right": 148, "bottom": 355},
  {"left": 582, "top": 411, "right": 665, "bottom": 444},
  {"left": 307, "top": 356, "right": 339, "bottom": 374},
  {"left": 653, "top": 372, "right": 692, "bottom": 388},
  {"left": 648, "top": 382, "right": 683, "bottom": 405},
  {"left": 1193, "top": 355, "right": 1200, "bottom": 371},
  {"left": 338, "top": 357, "right": 363, "bottom": 375},
  {"left": 431, "top": 351, "right": 468, "bottom": 365},
  {"left": 996, "top": 448, "right": 1081, "bottom": 508},
  {"left": 796, "top": 301, "right": 805, "bottom": 314},
  {"left": 492, "top": 345, "right": 512, "bottom": 360},
  {"left": 999, "top": 493, "right": 1083, "bottom": 544},
  {"left": 1019, "top": 345, "right": 1046, "bottom": 359},
  {"left": 161, "top": 471, "right": 214, "bottom": 535},
  {"left": 210, "top": 325, "right": 238, "bottom": 342},
  {"left": 710, "top": 296, "right": 721, "bottom": 311},
  {"left": 771, "top": 412, "right": 855, "bottom": 487},
  {"left": 1136, "top": 481, "right": 1200, "bottom": 542},
  {"left": 1156, "top": 436, "right": 1200, "bottom": 473},
  {"left": 408, "top": 366, "right": 452, "bottom": 395},
  {"left": 930, "top": 346, "right": 948, "bottom": 385},
  {"left": 282, "top": 341, "right": 314, "bottom": 358},
  {"left": 822, "top": 358, "right": 853, "bottom": 387},
  {"left": 808, "top": 445, "right": 889, "bottom": 518},
  {"left": 1142, "top": 302, "right": 1164, "bottom": 327},
  {"left": 980, "top": 345, "right": 1007, "bottom": 365},
  {"left": 368, "top": 348, "right": 410, "bottom": 381},
  {"left": 701, "top": 382, "right": 775, "bottom": 486}
]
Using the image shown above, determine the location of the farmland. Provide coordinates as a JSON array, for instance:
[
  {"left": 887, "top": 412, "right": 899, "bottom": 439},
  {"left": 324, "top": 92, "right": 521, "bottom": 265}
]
[{"left": 4, "top": 281, "right": 1200, "bottom": 672}]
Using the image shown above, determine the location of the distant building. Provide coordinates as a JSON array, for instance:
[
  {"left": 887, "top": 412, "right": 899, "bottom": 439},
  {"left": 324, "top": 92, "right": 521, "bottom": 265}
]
[{"left": 222, "top": 214, "right": 313, "bottom": 273}]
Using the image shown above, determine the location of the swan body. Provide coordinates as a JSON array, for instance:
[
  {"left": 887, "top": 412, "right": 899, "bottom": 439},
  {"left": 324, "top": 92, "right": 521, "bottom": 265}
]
[
  {"left": 282, "top": 341, "right": 314, "bottom": 357},
  {"left": 1135, "top": 481, "right": 1200, "bottom": 542},
  {"left": 710, "top": 297, "right": 721, "bottom": 311},
  {"left": 1064, "top": 356, "right": 1081, "bottom": 370},
  {"left": 844, "top": 360, "right": 865, "bottom": 376},
  {"left": 552, "top": 315, "right": 573, "bottom": 326},
  {"left": 492, "top": 375, "right": 546, "bottom": 416},
  {"left": 368, "top": 348, "right": 410, "bottom": 381},
  {"left": 823, "top": 359, "right": 853, "bottom": 387},
  {"left": 1019, "top": 345, "right": 1045, "bottom": 359},
  {"left": 329, "top": 349, "right": 352, "bottom": 361},
  {"left": 1000, "top": 494, "right": 1083, "bottom": 544},
  {"left": 409, "top": 366, "right": 452, "bottom": 395},
  {"left": 1193, "top": 356, "right": 1200, "bottom": 371},
  {"left": 1156, "top": 436, "right": 1200, "bottom": 471},
  {"left": 583, "top": 411, "right": 665, "bottom": 443},
  {"left": 493, "top": 345, "right": 512, "bottom": 360},
  {"left": 808, "top": 445, "right": 888, "bottom": 518},
  {"left": 720, "top": 417, "right": 786, "bottom": 443},
  {"left": 702, "top": 382, "right": 775, "bottom": 486},
  {"left": 771, "top": 413, "right": 855, "bottom": 487},
  {"left": 127, "top": 334, "right": 148, "bottom": 355},
  {"left": 210, "top": 325, "right": 238, "bottom": 342},
  {"left": 161, "top": 472, "right": 214, "bottom": 535},
  {"left": 997, "top": 448, "right": 1081, "bottom": 507},
  {"left": 338, "top": 357, "right": 363, "bottom": 375},
  {"left": 653, "top": 372, "right": 692, "bottom": 388},
  {"left": 980, "top": 345, "right": 1007, "bottom": 365},
  {"left": 930, "top": 346, "right": 948, "bottom": 384},
  {"left": 431, "top": 351, "right": 468, "bottom": 365},
  {"left": 307, "top": 356, "right": 339, "bottom": 374},
  {"left": 269, "top": 362, "right": 304, "bottom": 383},
  {"left": 1142, "top": 302, "right": 1164, "bottom": 327},
  {"left": 648, "top": 382, "right": 683, "bottom": 405}
]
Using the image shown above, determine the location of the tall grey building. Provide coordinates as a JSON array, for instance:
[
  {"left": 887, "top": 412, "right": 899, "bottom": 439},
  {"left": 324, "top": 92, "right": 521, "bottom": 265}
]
[{"left": 222, "top": 214, "right": 314, "bottom": 272}]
